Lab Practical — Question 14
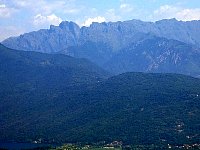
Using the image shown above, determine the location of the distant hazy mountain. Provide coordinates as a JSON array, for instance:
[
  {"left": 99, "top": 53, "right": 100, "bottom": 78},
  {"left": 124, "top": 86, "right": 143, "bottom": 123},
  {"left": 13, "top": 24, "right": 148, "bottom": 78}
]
[
  {"left": 2, "top": 19, "right": 200, "bottom": 76},
  {"left": 104, "top": 36, "right": 200, "bottom": 76},
  {"left": 3, "top": 19, "right": 200, "bottom": 53}
]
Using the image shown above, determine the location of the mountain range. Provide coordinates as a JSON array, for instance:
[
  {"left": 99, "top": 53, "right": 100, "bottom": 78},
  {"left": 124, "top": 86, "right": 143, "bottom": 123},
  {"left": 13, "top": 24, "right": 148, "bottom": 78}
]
[
  {"left": 0, "top": 44, "right": 200, "bottom": 146},
  {"left": 2, "top": 19, "right": 200, "bottom": 76},
  {"left": 1, "top": 19, "right": 200, "bottom": 146}
]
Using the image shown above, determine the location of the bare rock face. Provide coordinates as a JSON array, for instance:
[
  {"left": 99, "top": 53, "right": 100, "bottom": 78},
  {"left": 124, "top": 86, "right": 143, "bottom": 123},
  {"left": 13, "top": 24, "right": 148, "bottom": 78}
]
[
  {"left": 3, "top": 19, "right": 200, "bottom": 53},
  {"left": 2, "top": 21, "right": 81, "bottom": 53},
  {"left": 104, "top": 36, "right": 200, "bottom": 76},
  {"left": 2, "top": 19, "right": 200, "bottom": 76}
]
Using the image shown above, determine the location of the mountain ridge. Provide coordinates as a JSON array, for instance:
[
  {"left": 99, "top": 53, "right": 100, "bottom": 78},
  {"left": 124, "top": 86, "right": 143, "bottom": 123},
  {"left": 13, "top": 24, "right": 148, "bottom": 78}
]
[
  {"left": 2, "top": 19, "right": 200, "bottom": 53},
  {"left": 2, "top": 19, "right": 200, "bottom": 76},
  {"left": 0, "top": 43, "right": 111, "bottom": 89}
]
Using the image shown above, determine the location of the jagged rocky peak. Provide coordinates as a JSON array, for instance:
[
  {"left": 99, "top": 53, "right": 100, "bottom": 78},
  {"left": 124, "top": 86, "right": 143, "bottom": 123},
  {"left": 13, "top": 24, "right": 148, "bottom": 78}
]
[
  {"left": 90, "top": 22, "right": 104, "bottom": 27},
  {"left": 155, "top": 18, "right": 178, "bottom": 24},
  {"left": 50, "top": 21, "right": 80, "bottom": 33},
  {"left": 87, "top": 22, "right": 109, "bottom": 31},
  {"left": 49, "top": 24, "right": 59, "bottom": 31},
  {"left": 59, "top": 21, "right": 80, "bottom": 30},
  {"left": 2, "top": 18, "right": 200, "bottom": 55},
  {"left": 126, "top": 19, "right": 146, "bottom": 24}
]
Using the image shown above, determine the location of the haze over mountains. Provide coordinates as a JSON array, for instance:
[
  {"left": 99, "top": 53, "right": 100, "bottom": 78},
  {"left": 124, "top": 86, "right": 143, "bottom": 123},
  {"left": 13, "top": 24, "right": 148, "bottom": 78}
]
[{"left": 2, "top": 19, "right": 200, "bottom": 76}]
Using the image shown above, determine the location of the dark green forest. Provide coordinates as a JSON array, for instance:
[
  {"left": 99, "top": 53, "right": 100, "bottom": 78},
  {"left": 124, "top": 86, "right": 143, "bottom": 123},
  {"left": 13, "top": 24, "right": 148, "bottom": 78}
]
[{"left": 0, "top": 44, "right": 199, "bottom": 146}]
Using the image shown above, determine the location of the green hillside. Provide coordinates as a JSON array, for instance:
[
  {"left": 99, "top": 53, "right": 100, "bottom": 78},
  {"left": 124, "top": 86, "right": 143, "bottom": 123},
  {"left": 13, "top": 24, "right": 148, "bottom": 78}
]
[{"left": 0, "top": 44, "right": 199, "bottom": 146}]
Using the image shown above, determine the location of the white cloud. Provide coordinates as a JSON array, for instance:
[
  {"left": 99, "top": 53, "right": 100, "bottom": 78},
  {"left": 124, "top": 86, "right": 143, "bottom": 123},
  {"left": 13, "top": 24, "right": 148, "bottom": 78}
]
[
  {"left": 152, "top": 5, "right": 200, "bottom": 21},
  {"left": 105, "top": 9, "right": 121, "bottom": 22},
  {"left": 33, "top": 14, "right": 62, "bottom": 26},
  {"left": 176, "top": 9, "right": 200, "bottom": 21},
  {"left": 11, "top": 0, "right": 81, "bottom": 15},
  {"left": 82, "top": 16, "right": 106, "bottom": 27},
  {"left": 120, "top": 3, "right": 133, "bottom": 13},
  {"left": 0, "top": 4, "right": 15, "bottom": 18},
  {"left": 0, "top": 4, "right": 6, "bottom": 8}
]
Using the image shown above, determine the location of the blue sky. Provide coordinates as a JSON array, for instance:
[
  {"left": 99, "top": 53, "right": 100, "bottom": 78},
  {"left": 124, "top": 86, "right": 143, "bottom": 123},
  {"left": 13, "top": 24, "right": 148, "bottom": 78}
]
[{"left": 0, "top": 0, "right": 200, "bottom": 41}]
